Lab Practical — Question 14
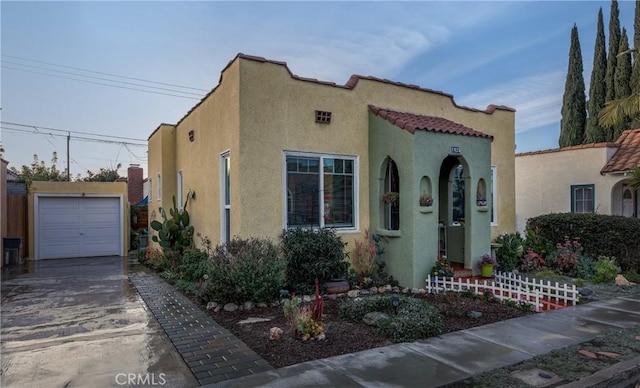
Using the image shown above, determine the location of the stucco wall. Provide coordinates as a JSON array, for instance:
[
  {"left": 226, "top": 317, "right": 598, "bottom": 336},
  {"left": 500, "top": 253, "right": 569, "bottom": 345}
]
[
  {"left": 28, "top": 181, "right": 129, "bottom": 258},
  {"left": 515, "top": 146, "right": 624, "bottom": 233}
]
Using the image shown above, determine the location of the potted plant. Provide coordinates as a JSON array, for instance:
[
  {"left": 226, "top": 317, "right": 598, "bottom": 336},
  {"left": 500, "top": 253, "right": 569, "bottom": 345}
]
[
  {"left": 419, "top": 194, "right": 433, "bottom": 207},
  {"left": 477, "top": 253, "right": 498, "bottom": 277},
  {"left": 477, "top": 197, "right": 487, "bottom": 207},
  {"left": 382, "top": 192, "right": 399, "bottom": 206},
  {"left": 431, "top": 255, "right": 454, "bottom": 277}
]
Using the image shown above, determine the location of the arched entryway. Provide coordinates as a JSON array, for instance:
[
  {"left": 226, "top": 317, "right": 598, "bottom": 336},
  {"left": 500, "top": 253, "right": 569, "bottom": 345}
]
[{"left": 438, "top": 155, "right": 470, "bottom": 267}]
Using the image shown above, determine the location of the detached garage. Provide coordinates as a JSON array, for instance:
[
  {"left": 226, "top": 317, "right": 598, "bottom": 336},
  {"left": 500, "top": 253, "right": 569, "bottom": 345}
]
[{"left": 29, "top": 182, "right": 128, "bottom": 260}]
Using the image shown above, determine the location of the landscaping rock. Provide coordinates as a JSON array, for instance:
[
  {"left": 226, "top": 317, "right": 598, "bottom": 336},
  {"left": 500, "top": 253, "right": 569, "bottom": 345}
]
[
  {"left": 411, "top": 288, "right": 419, "bottom": 294},
  {"left": 578, "top": 287, "right": 594, "bottom": 297},
  {"left": 467, "top": 311, "right": 482, "bottom": 319},
  {"left": 596, "top": 351, "right": 620, "bottom": 358},
  {"left": 418, "top": 288, "right": 426, "bottom": 295},
  {"left": 316, "top": 333, "right": 326, "bottom": 341},
  {"left": 223, "top": 303, "right": 239, "bottom": 312},
  {"left": 369, "top": 287, "right": 378, "bottom": 294},
  {"left": 238, "top": 317, "right": 272, "bottom": 325},
  {"left": 257, "top": 302, "right": 268, "bottom": 308},
  {"left": 347, "top": 290, "right": 360, "bottom": 298},
  {"left": 392, "top": 286, "right": 400, "bottom": 293},
  {"left": 206, "top": 301, "right": 219, "bottom": 310},
  {"left": 243, "top": 301, "right": 255, "bottom": 311},
  {"left": 214, "top": 305, "right": 222, "bottom": 313},
  {"left": 271, "top": 301, "right": 281, "bottom": 307},
  {"left": 302, "top": 295, "right": 312, "bottom": 302},
  {"left": 269, "top": 327, "right": 283, "bottom": 340},
  {"left": 402, "top": 287, "right": 410, "bottom": 294},
  {"left": 362, "top": 312, "right": 389, "bottom": 326},
  {"left": 359, "top": 290, "right": 371, "bottom": 296},
  {"left": 378, "top": 286, "right": 386, "bottom": 294},
  {"left": 615, "top": 274, "right": 631, "bottom": 286},
  {"left": 578, "top": 349, "right": 598, "bottom": 359}
]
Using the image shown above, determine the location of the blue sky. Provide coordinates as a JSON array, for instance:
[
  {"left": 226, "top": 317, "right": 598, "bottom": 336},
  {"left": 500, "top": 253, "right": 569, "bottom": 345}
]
[{"left": 1, "top": 1, "right": 636, "bottom": 178}]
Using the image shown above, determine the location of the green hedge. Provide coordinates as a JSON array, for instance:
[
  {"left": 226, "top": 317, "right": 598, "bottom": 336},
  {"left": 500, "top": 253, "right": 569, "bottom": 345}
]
[{"left": 525, "top": 213, "right": 640, "bottom": 271}]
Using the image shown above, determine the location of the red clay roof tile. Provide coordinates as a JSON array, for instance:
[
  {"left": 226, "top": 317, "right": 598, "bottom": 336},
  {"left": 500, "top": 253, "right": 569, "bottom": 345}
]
[
  {"left": 601, "top": 128, "right": 640, "bottom": 173},
  {"left": 369, "top": 105, "right": 493, "bottom": 139}
]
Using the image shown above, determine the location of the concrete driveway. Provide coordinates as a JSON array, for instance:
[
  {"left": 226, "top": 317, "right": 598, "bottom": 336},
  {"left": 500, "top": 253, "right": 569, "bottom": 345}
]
[{"left": 1, "top": 256, "right": 198, "bottom": 388}]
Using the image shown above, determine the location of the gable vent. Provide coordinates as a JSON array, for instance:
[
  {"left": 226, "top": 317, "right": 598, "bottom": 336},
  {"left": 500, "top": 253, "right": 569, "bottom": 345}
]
[{"left": 315, "top": 110, "right": 332, "bottom": 124}]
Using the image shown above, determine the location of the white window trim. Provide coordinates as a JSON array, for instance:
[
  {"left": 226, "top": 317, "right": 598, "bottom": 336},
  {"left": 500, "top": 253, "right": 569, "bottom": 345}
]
[
  {"left": 491, "top": 165, "right": 498, "bottom": 226},
  {"left": 177, "top": 170, "right": 183, "bottom": 210},
  {"left": 220, "top": 151, "right": 231, "bottom": 244},
  {"left": 149, "top": 178, "right": 152, "bottom": 202},
  {"left": 156, "top": 173, "right": 162, "bottom": 201},
  {"left": 282, "top": 150, "right": 359, "bottom": 232}
]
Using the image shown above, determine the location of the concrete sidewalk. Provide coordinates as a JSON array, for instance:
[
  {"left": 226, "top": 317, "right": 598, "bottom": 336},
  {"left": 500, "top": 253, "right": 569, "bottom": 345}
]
[{"left": 208, "top": 295, "right": 640, "bottom": 387}]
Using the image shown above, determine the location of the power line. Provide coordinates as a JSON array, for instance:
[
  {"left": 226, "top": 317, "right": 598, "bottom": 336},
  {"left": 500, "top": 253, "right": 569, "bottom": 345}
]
[
  {"left": 2, "top": 54, "right": 209, "bottom": 92},
  {"left": 2, "top": 60, "right": 205, "bottom": 97},
  {"left": 3, "top": 65, "right": 202, "bottom": 100},
  {"left": 1, "top": 121, "right": 147, "bottom": 143},
  {"left": 1, "top": 127, "right": 147, "bottom": 147}
]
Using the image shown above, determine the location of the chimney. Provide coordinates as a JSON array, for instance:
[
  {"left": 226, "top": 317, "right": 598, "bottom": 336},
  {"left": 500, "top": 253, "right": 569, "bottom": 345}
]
[{"left": 127, "top": 164, "right": 144, "bottom": 204}]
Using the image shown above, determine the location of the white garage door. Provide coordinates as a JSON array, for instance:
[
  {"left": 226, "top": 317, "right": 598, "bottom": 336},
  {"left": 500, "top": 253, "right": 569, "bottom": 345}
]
[{"left": 38, "top": 196, "right": 122, "bottom": 259}]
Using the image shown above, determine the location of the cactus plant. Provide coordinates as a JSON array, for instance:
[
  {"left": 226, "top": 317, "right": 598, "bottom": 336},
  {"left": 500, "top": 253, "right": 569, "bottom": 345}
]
[{"left": 150, "top": 189, "right": 195, "bottom": 254}]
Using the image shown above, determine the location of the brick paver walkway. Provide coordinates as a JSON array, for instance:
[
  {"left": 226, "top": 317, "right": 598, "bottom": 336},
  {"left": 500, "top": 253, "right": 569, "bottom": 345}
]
[{"left": 129, "top": 274, "right": 273, "bottom": 386}]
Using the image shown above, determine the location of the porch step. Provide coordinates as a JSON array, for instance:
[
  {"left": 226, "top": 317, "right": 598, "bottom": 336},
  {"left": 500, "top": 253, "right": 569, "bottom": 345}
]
[{"left": 452, "top": 268, "right": 473, "bottom": 278}]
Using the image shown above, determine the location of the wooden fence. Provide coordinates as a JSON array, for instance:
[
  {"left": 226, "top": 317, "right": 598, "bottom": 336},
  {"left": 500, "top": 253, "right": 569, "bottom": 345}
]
[{"left": 7, "top": 195, "right": 28, "bottom": 258}]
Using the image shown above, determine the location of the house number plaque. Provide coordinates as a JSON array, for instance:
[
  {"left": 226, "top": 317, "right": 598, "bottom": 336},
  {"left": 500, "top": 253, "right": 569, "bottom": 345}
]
[{"left": 451, "top": 146, "right": 461, "bottom": 154}]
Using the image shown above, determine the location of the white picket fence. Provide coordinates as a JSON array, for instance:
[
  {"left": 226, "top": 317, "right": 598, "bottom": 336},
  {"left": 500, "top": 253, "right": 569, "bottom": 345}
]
[{"left": 426, "top": 271, "right": 579, "bottom": 312}]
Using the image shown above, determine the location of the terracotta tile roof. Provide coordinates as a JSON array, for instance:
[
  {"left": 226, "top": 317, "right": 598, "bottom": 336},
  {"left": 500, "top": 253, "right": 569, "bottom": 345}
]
[
  {"left": 368, "top": 105, "right": 493, "bottom": 139},
  {"left": 169, "top": 53, "right": 516, "bottom": 130},
  {"left": 515, "top": 142, "right": 617, "bottom": 157},
  {"left": 601, "top": 128, "right": 640, "bottom": 173}
]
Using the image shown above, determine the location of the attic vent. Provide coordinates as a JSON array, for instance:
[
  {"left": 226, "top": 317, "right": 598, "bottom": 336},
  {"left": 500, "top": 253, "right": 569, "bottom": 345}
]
[
  {"left": 315, "top": 110, "right": 332, "bottom": 124},
  {"left": 188, "top": 130, "right": 195, "bottom": 142}
]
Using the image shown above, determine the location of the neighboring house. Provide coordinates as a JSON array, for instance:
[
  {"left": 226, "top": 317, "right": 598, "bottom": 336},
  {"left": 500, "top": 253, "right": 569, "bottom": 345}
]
[
  {"left": 515, "top": 128, "right": 640, "bottom": 233},
  {"left": 1, "top": 158, "right": 7, "bottom": 268},
  {"left": 147, "top": 53, "right": 516, "bottom": 287}
]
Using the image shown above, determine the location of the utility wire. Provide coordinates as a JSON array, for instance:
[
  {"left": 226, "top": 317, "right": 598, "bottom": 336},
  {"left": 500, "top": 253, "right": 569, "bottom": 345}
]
[
  {"left": 1, "top": 127, "right": 147, "bottom": 147},
  {"left": 3, "top": 66, "right": 202, "bottom": 100},
  {"left": 2, "top": 54, "right": 209, "bottom": 92},
  {"left": 1, "top": 121, "right": 147, "bottom": 142},
  {"left": 2, "top": 60, "right": 204, "bottom": 96}
]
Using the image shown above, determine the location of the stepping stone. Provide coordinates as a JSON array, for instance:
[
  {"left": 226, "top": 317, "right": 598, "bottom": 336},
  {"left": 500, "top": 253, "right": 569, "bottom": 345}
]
[
  {"left": 237, "top": 317, "right": 273, "bottom": 325},
  {"left": 578, "top": 349, "right": 597, "bottom": 359},
  {"left": 596, "top": 351, "right": 620, "bottom": 358}
]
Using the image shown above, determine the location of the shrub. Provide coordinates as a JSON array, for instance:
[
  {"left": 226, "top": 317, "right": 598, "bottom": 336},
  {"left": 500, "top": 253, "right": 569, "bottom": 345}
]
[
  {"left": 177, "top": 248, "right": 211, "bottom": 283},
  {"left": 525, "top": 213, "right": 640, "bottom": 271},
  {"left": 203, "top": 237, "right": 286, "bottom": 304},
  {"left": 622, "top": 270, "right": 640, "bottom": 284},
  {"left": 520, "top": 250, "right": 546, "bottom": 272},
  {"left": 280, "top": 228, "right": 349, "bottom": 294},
  {"left": 494, "top": 232, "right": 524, "bottom": 272},
  {"left": 282, "top": 296, "right": 324, "bottom": 340},
  {"left": 576, "top": 255, "right": 597, "bottom": 280},
  {"left": 339, "top": 295, "right": 444, "bottom": 343},
  {"left": 144, "top": 248, "right": 170, "bottom": 271},
  {"left": 549, "top": 237, "right": 582, "bottom": 277},
  {"left": 592, "top": 256, "right": 620, "bottom": 284},
  {"left": 350, "top": 229, "right": 377, "bottom": 276}
]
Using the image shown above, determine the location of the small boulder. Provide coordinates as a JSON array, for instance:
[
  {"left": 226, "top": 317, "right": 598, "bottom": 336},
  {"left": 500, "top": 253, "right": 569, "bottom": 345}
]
[
  {"left": 316, "top": 333, "right": 326, "bottom": 341},
  {"left": 256, "top": 302, "right": 268, "bottom": 308},
  {"left": 615, "top": 274, "right": 631, "bottom": 286},
  {"left": 223, "top": 303, "right": 239, "bottom": 312},
  {"left": 206, "top": 301, "right": 219, "bottom": 310},
  {"left": 402, "top": 287, "right": 410, "bottom": 294},
  {"left": 302, "top": 295, "right": 312, "bottom": 302},
  {"left": 243, "top": 301, "right": 255, "bottom": 311},
  {"left": 411, "top": 288, "right": 419, "bottom": 294},
  {"left": 578, "top": 288, "right": 594, "bottom": 297},
  {"left": 392, "top": 286, "right": 400, "bottom": 293},
  {"left": 377, "top": 286, "right": 386, "bottom": 294},
  {"left": 467, "top": 311, "right": 482, "bottom": 319},
  {"left": 363, "top": 312, "right": 389, "bottom": 326},
  {"left": 214, "top": 305, "right": 222, "bottom": 313},
  {"left": 359, "top": 290, "right": 371, "bottom": 296},
  {"left": 271, "top": 300, "right": 281, "bottom": 307},
  {"left": 347, "top": 290, "right": 360, "bottom": 298},
  {"left": 369, "top": 287, "right": 378, "bottom": 294},
  {"left": 269, "top": 327, "right": 283, "bottom": 340},
  {"left": 418, "top": 288, "right": 426, "bottom": 295},
  {"left": 596, "top": 351, "right": 620, "bottom": 358},
  {"left": 578, "top": 349, "right": 597, "bottom": 359}
]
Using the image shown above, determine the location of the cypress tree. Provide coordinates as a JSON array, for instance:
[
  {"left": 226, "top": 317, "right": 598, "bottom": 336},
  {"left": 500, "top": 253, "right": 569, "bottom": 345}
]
[
  {"left": 585, "top": 8, "right": 608, "bottom": 143},
  {"left": 631, "top": 0, "right": 640, "bottom": 94},
  {"left": 613, "top": 27, "right": 633, "bottom": 139},
  {"left": 605, "top": 0, "right": 621, "bottom": 104},
  {"left": 559, "top": 24, "right": 587, "bottom": 147}
]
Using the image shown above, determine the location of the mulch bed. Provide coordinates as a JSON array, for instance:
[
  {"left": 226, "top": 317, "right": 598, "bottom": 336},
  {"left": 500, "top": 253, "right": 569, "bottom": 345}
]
[{"left": 205, "top": 293, "right": 533, "bottom": 368}]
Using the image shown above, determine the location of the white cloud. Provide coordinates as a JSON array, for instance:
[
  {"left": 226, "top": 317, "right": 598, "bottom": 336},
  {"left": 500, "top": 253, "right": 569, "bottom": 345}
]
[{"left": 458, "top": 71, "right": 565, "bottom": 133}]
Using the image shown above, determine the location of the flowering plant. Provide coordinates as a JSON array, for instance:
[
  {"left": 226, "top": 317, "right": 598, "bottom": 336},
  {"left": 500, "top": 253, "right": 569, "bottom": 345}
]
[
  {"left": 419, "top": 194, "right": 433, "bottom": 206},
  {"left": 382, "top": 192, "right": 399, "bottom": 206},
  {"left": 432, "top": 255, "right": 454, "bottom": 277},
  {"left": 476, "top": 253, "right": 498, "bottom": 271}
]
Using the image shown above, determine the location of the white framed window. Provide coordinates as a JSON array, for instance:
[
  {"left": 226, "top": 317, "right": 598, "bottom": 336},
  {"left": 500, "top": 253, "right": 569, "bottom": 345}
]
[
  {"left": 149, "top": 178, "right": 152, "bottom": 202},
  {"left": 177, "top": 170, "right": 183, "bottom": 210},
  {"left": 156, "top": 173, "right": 162, "bottom": 200},
  {"left": 571, "top": 184, "right": 594, "bottom": 213},
  {"left": 284, "top": 151, "right": 358, "bottom": 230},
  {"left": 220, "top": 151, "right": 231, "bottom": 244},
  {"left": 491, "top": 165, "right": 497, "bottom": 225}
]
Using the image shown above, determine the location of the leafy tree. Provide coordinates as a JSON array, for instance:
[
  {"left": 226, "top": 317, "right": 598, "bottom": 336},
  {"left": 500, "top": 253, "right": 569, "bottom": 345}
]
[
  {"left": 613, "top": 28, "right": 633, "bottom": 139},
  {"left": 605, "top": 0, "right": 621, "bottom": 105},
  {"left": 559, "top": 24, "right": 587, "bottom": 147},
  {"left": 585, "top": 8, "right": 608, "bottom": 144},
  {"left": 9, "top": 152, "right": 68, "bottom": 190},
  {"left": 76, "top": 163, "right": 121, "bottom": 182}
]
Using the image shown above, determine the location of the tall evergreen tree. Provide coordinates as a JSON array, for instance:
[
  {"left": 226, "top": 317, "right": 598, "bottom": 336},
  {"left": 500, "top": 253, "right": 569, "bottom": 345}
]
[
  {"left": 613, "top": 27, "right": 633, "bottom": 139},
  {"left": 560, "top": 24, "right": 587, "bottom": 147},
  {"left": 605, "top": 0, "right": 621, "bottom": 103},
  {"left": 585, "top": 8, "right": 608, "bottom": 143},
  {"left": 631, "top": 0, "right": 640, "bottom": 93}
]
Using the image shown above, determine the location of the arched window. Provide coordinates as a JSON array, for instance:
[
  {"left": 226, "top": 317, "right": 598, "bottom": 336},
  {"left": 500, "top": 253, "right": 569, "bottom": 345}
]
[{"left": 383, "top": 158, "right": 400, "bottom": 230}]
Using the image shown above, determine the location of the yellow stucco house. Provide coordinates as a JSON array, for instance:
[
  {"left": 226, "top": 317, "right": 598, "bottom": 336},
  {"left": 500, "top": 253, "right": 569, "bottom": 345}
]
[
  {"left": 147, "top": 54, "right": 516, "bottom": 287},
  {"left": 515, "top": 129, "right": 640, "bottom": 233}
]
